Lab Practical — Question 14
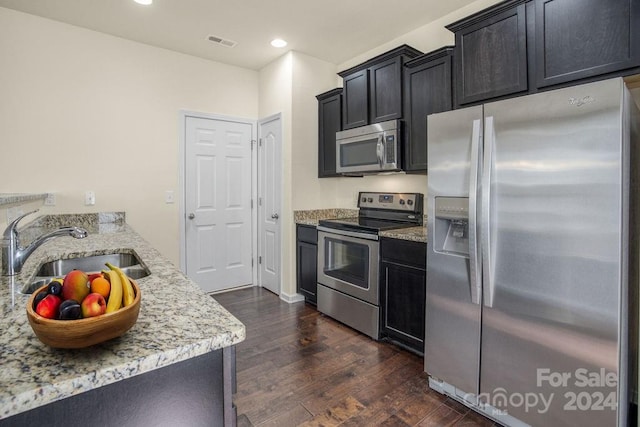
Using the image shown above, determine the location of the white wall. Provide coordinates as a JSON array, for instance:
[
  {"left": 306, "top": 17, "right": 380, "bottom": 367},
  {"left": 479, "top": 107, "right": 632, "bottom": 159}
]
[
  {"left": 258, "top": 52, "right": 295, "bottom": 297},
  {"left": 291, "top": 53, "right": 341, "bottom": 210},
  {"left": 0, "top": 7, "right": 259, "bottom": 265}
]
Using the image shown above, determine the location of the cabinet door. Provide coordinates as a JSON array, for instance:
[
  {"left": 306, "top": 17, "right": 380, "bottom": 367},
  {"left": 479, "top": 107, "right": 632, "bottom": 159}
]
[
  {"left": 535, "top": 0, "right": 640, "bottom": 88},
  {"left": 369, "top": 57, "right": 403, "bottom": 123},
  {"left": 296, "top": 226, "right": 318, "bottom": 305},
  {"left": 381, "top": 262, "right": 426, "bottom": 353},
  {"left": 342, "top": 70, "right": 369, "bottom": 130},
  {"left": 454, "top": 3, "right": 528, "bottom": 105},
  {"left": 317, "top": 92, "right": 342, "bottom": 177},
  {"left": 403, "top": 52, "right": 453, "bottom": 173}
]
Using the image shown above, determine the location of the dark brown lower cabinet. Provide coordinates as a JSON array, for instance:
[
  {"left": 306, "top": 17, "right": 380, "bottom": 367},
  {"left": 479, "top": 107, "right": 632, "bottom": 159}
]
[
  {"left": 0, "top": 348, "right": 236, "bottom": 427},
  {"left": 380, "top": 237, "right": 426, "bottom": 354},
  {"left": 296, "top": 224, "right": 318, "bottom": 305}
]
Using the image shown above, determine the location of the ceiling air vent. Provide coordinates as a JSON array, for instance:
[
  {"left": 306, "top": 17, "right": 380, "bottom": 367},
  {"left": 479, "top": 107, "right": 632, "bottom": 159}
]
[{"left": 207, "top": 35, "right": 237, "bottom": 48}]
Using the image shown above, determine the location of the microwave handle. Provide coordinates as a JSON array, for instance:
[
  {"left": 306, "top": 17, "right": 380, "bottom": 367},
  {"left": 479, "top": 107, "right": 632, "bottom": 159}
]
[{"left": 376, "top": 134, "right": 384, "bottom": 167}]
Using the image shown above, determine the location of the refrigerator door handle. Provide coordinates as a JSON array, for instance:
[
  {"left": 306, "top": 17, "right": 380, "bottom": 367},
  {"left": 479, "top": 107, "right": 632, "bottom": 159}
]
[
  {"left": 468, "top": 119, "right": 482, "bottom": 305},
  {"left": 482, "top": 116, "right": 495, "bottom": 308}
]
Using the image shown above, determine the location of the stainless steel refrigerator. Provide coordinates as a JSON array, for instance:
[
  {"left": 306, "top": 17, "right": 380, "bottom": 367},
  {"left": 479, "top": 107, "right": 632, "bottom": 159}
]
[{"left": 425, "top": 77, "right": 639, "bottom": 427}]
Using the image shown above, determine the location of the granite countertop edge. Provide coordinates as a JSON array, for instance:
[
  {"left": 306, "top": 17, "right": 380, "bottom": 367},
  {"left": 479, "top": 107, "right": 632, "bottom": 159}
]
[
  {"left": 8, "top": 333, "right": 238, "bottom": 417},
  {"left": 0, "top": 215, "right": 245, "bottom": 419},
  {"left": 0, "top": 193, "right": 48, "bottom": 207},
  {"left": 294, "top": 209, "right": 427, "bottom": 243},
  {"left": 379, "top": 226, "right": 427, "bottom": 243}
]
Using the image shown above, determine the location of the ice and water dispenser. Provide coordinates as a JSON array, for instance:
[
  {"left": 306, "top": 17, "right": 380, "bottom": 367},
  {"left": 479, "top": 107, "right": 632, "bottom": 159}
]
[{"left": 433, "top": 197, "right": 469, "bottom": 257}]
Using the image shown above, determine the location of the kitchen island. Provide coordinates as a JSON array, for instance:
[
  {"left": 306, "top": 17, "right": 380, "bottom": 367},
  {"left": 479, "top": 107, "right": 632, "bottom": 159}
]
[{"left": 0, "top": 213, "right": 245, "bottom": 426}]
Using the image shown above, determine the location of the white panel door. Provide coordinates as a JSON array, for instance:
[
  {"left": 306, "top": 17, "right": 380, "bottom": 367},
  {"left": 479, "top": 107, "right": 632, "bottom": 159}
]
[
  {"left": 185, "top": 116, "right": 253, "bottom": 292},
  {"left": 258, "top": 115, "right": 281, "bottom": 295}
]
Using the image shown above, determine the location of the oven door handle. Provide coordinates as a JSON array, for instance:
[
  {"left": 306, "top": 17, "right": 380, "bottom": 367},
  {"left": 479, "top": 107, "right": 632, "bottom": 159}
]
[{"left": 316, "top": 226, "right": 379, "bottom": 241}]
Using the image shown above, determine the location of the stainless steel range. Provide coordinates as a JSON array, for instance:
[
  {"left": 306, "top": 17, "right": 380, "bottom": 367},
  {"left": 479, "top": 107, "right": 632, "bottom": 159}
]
[{"left": 316, "top": 192, "right": 423, "bottom": 339}]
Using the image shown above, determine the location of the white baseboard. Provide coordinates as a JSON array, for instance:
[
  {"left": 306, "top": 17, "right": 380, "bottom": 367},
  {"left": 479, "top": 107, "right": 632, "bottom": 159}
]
[
  {"left": 279, "top": 292, "right": 305, "bottom": 304},
  {"left": 208, "top": 284, "right": 255, "bottom": 295}
]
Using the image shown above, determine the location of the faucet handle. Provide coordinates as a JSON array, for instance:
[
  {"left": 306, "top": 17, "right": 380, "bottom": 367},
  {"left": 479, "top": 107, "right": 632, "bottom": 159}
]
[{"left": 3, "top": 209, "right": 39, "bottom": 239}]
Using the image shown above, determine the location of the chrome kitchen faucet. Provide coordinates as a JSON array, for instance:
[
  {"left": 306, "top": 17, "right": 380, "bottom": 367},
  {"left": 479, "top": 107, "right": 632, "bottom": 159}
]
[{"left": 1, "top": 210, "right": 88, "bottom": 276}]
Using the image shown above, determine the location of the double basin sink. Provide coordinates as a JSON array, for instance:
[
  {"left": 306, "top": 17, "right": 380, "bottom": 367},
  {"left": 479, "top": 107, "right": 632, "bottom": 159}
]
[{"left": 22, "top": 252, "right": 151, "bottom": 294}]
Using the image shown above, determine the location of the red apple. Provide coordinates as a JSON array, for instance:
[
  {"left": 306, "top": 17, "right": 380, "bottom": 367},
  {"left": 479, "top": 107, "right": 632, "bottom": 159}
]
[
  {"left": 81, "top": 293, "right": 107, "bottom": 318},
  {"left": 62, "top": 270, "right": 90, "bottom": 302},
  {"left": 35, "top": 294, "right": 62, "bottom": 319}
]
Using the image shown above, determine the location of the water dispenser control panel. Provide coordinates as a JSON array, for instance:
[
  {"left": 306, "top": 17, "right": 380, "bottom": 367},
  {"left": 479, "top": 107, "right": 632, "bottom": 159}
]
[{"left": 434, "top": 197, "right": 469, "bottom": 220}]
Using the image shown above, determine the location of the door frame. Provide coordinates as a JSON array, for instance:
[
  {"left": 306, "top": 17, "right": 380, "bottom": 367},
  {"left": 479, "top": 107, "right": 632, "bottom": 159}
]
[
  {"left": 257, "top": 112, "right": 283, "bottom": 294},
  {"left": 178, "top": 110, "right": 258, "bottom": 289}
]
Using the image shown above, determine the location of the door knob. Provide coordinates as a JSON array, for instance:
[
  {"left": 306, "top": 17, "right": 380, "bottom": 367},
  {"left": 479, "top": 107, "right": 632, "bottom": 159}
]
[
  {"left": 188, "top": 213, "right": 195, "bottom": 219},
  {"left": 271, "top": 213, "right": 279, "bottom": 219}
]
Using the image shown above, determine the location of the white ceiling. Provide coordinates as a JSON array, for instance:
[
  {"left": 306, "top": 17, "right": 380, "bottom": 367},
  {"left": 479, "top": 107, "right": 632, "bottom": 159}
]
[{"left": 0, "top": 0, "right": 479, "bottom": 70}]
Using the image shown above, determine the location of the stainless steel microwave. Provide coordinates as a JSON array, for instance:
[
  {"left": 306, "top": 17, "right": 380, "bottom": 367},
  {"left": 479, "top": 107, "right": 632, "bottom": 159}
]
[{"left": 336, "top": 119, "right": 400, "bottom": 174}]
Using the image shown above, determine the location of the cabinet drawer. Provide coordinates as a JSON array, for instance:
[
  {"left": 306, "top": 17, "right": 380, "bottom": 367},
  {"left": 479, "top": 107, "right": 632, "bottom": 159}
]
[
  {"left": 380, "top": 238, "right": 426, "bottom": 269},
  {"left": 297, "top": 224, "right": 317, "bottom": 244}
]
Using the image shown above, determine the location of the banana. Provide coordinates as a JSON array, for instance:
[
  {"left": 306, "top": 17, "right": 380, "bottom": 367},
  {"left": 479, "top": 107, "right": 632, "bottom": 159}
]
[
  {"left": 103, "top": 269, "right": 123, "bottom": 313},
  {"left": 105, "top": 262, "right": 135, "bottom": 307}
]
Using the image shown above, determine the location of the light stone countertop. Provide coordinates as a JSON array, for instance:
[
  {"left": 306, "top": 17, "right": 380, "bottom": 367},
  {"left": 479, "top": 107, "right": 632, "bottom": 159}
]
[
  {"left": 0, "top": 213, "right": 245, "bottom": 420},
  {"left": 0, "top": 193, "right": 48, "bottom": 207},
  {"left": 379, "top": 225, "right": 427, "bottom": 243},
  {"left": 294, "top": 209, "right": 427, "bottom": 243},
  {"left": 293, "top": 208, "right": 358, "bottom": 226}
]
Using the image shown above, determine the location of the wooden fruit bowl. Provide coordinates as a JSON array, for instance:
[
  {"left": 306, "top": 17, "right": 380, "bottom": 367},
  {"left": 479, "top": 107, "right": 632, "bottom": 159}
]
[{"left": 26, "top": 280, "right": 141, "bottom": 349}]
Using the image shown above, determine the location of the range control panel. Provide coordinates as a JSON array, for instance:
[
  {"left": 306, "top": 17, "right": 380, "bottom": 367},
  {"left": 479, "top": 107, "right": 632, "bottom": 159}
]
[{"left": 358, "top": 192, "right": 423, "bottom": 212}]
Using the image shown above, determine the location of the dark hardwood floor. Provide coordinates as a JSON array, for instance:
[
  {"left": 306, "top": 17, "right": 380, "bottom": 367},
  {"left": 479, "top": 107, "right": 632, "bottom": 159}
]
[{"left": 214, "top": 287, "right": 497, "bottom": 427}]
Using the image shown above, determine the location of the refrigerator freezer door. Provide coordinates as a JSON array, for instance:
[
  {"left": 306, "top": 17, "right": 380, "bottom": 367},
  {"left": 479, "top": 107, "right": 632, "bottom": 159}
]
[
  {"left": 426, "top": 105, "right": 483, "bottom": 398},
  {"left": 480, "top": 78, "right": 626, "bottom": 426}
]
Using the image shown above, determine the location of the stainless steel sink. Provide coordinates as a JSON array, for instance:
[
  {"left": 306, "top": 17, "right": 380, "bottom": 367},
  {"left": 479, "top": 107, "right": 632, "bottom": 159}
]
[{"left": 21, "top": 251, "right": 151, "bottom": 294}]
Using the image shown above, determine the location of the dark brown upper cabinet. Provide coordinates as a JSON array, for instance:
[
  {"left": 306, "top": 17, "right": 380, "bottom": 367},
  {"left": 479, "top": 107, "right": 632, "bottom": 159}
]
[
  {"left": 369, "top": 57, "right": 404, "bottom": 123},
  {"left": 534, "top": 0, "right": 640, "bottom": 88},
  {"left": 341, "top": 70, "right": 368, "bottom": 130},
  {"left": 316, "top": 88, "right": 343, "bottom": 178},
  {"left": 338, "top": 45, "right": 422, "bottom": 130},
  {"left": 447, "top": 0, "right": 529, "bottom": 106},
  {"left": 403, "top": 47, "right": 454, "bottom": 173}
]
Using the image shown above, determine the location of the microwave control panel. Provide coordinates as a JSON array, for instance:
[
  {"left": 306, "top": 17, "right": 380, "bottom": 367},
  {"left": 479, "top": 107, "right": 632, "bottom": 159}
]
[
  {"left": 385, "top": 135, "right": 395, "bottom": 162},
  {"left": 358, "top": 192, "right": 423, "bottom": 213}
]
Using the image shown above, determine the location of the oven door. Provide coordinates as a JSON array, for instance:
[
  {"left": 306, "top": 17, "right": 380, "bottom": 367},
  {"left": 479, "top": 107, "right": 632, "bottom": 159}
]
[{"left": 317, "top": 229, "right": 379, "bottom": 305}]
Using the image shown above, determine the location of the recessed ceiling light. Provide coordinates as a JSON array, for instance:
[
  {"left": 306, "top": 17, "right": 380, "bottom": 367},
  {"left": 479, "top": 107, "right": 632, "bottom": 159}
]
[
  {"left": 270, "top": 39, "right": 287, "bottom": 48},
  {"left": 134, "top": 0, "right": 152, "bottom": 5}
]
